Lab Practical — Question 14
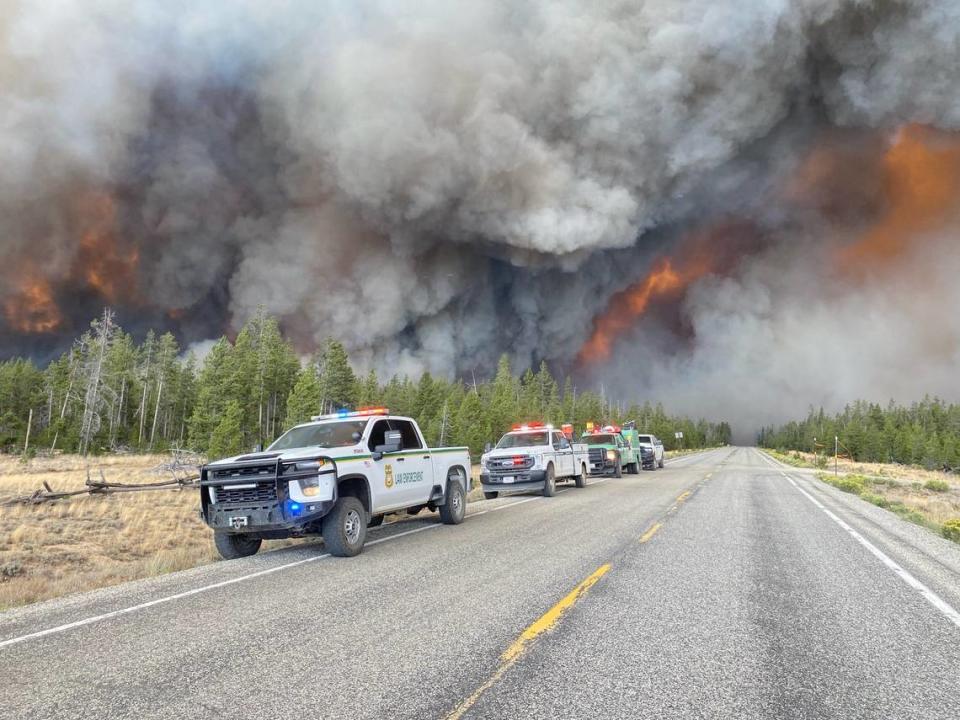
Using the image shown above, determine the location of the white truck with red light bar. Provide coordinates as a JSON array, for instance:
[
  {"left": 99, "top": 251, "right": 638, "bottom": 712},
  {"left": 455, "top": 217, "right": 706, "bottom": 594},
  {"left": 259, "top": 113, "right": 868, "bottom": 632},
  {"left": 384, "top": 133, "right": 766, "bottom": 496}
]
[
  {"left": 200, "top": 408, "right": 471, "bottom": 559},
  {"left": 479, "top": 422, "right": 589, "bottom": 499}
]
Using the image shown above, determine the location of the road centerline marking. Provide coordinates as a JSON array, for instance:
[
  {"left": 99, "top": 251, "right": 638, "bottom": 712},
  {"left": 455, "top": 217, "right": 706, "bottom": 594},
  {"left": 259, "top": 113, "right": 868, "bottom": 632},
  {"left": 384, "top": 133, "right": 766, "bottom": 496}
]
[
  {"left": 444, "top": 564, "right": 611, "bottom": 719},
  {"left": 639, "top": 522, "right": 662, "bottom": 543}
]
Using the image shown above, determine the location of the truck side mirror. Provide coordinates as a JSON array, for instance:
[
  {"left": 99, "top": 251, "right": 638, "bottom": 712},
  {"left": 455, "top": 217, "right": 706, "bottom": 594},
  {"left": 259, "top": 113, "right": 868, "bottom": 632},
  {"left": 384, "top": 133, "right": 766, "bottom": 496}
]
[
  {"left": 484, "top": 442, "right": 492, "bottom": 453},
  {"left": 373, "top": 430, "right": 403, "bottom": 460}
]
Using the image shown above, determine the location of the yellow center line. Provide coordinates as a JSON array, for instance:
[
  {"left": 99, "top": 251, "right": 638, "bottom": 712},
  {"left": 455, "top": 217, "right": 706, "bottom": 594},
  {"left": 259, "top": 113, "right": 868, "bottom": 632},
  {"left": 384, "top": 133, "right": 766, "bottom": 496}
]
[
  {"left": 501, "top": 563, "right": 611, "bottom": 662},
  {"left": 639, "top": 522, "right": 662, "bottom": 543},
  {"left": 675, "top": 490, "right": 692, "bottom": 503},
  {"left": 444, "top": 564, "right": 611, "bottom": 719}
]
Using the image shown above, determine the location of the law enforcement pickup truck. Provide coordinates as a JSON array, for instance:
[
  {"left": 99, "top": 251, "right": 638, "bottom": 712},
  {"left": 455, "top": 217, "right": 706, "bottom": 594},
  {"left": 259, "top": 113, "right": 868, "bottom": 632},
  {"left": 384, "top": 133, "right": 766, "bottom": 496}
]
[
  {"left": 200, "top": 408, "right": 471, "bottom": 559},
  {"left": 479, "top": 422, "right": 589, "bottom": 498}
]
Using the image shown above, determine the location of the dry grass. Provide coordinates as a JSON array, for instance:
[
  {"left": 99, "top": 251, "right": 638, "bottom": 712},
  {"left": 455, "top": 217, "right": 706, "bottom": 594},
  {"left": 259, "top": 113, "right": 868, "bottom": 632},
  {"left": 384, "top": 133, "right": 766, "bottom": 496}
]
[
  {"left": 0, "top": 454, "right": 308, "bottom": 611},
  {"left": 766, "top": 449, "right": 960, "bottom": 540}
]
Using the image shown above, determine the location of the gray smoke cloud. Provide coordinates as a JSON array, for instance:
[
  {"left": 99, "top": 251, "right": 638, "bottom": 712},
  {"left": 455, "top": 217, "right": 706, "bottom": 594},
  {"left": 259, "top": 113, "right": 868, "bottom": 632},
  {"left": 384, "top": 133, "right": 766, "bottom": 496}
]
[{"left": 2, "top": 1, "right": 960, "bottom": 435}]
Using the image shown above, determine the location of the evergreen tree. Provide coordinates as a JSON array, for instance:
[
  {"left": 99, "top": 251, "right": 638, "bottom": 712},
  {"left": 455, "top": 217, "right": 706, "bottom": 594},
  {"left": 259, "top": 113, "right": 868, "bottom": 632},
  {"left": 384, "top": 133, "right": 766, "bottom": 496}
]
[
  {"left": 318, "top": 339, "right": 356, "bottom": 411},
  {"left": 285, "top": 365, "right": 322, "bottom": 429},
  {"left": 208, "top": 401, "right": 245, "bottom": 458}
]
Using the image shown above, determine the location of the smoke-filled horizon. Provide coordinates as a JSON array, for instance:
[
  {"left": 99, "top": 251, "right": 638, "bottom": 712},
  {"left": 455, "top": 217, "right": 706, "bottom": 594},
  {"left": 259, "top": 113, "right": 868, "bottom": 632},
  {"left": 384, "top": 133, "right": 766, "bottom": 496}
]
[{"left": 3, "top": 1, "right": 960, "bottom": 438}]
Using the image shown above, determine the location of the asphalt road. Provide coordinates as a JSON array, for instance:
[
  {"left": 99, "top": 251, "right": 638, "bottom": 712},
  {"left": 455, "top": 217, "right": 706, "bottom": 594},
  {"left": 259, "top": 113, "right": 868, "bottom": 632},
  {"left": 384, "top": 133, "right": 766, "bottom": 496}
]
[{"left": 2, "top": 447, "right": 959, "bottom": 719}]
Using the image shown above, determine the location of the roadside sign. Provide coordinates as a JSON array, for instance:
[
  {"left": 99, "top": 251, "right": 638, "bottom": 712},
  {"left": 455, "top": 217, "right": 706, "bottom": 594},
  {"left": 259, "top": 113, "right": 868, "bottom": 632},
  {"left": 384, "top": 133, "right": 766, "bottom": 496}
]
[{"left": 675, "top": 431, "right": 683, "bottom": 439}]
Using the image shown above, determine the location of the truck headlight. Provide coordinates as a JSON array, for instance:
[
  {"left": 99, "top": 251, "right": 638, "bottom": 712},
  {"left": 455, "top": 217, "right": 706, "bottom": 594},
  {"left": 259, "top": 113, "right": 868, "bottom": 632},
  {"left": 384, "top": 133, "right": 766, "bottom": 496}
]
[
  {"left": 606, "top": 450, "right": 617, "bottom": 461},
  {"left": 298, "top": 477, "right": 320, "bottom": 496}
]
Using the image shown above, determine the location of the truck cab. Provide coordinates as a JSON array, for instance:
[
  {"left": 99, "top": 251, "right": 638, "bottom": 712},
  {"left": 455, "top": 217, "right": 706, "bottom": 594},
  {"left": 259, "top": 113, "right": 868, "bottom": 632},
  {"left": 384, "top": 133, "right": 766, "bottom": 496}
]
[
  {"left": 200, "top": 408, "right": 471, "bottom": 559},
  {"left": 479, "top": 422, "right": 589, "bottom": 498},
  {"left": 581, "top": 423, "right": 640, "bottom": 476}
]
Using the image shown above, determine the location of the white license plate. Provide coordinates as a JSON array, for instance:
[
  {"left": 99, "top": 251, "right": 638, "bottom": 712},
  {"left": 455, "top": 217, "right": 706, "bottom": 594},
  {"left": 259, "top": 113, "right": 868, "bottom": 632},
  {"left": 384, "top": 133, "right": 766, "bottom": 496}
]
[{"left": 502, "top": 476, "right": 515, "bottom": 483}]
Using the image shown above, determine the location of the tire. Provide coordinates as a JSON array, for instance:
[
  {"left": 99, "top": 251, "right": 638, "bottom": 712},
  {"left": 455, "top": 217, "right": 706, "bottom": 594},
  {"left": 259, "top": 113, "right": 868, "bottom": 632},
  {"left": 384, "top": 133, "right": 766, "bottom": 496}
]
[
  {"left": 575, "top": 463, "right": 587, "bottom": 488},
  {"left": 614, "top": 456, "right": 622, "bottom": 478},
  {"left": 484, "top": 491, "right": 499, "bottom": 500},
  {"left": 214, "top": 532, "right": 262, "bottom": 560},
  {"left": 658, "top": 458, "right": 664, "bottom": 469},
  {"left": 368, "top": 514, "right": 384, "bottom": 528},
  {"left": 543, "top": 463, "right": 556, "bottom": 497},
  {"left": 322, "top": 496, "right": 367, "bottom": 557},
  {"left": 439, "top": 477, "right": 466, "bottom": 525}
]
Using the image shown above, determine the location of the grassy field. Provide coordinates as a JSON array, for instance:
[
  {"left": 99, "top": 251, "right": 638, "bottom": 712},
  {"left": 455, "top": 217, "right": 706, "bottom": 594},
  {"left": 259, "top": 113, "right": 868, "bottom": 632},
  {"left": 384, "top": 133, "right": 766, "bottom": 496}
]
[
  {"left": 0, "top": 454, "right": 319, "bottom": 610},
  {"left": 765, "top": 449, "right": 960, "bottom": 544}
]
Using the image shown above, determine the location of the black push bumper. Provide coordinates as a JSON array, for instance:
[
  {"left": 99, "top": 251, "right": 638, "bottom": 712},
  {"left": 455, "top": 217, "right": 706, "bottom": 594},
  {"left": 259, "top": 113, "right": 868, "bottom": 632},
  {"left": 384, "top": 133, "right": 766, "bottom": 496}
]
[
  {"left": 588, "top": 459, "right": 619, "bottom": 476},
  {"left": 203, "top": 499, "right": 334, "bottom": 537}
]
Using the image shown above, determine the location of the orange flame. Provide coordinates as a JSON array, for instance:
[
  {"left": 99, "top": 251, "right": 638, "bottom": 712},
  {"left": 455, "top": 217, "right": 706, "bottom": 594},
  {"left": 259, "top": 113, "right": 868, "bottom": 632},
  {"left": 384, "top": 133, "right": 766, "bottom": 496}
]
[
  {"left": 74, "top": 191, "right": 139, "bottom": 303},
  {"left": 838, "top": 124, "right": 960, "bottom": 270},
  {"left": 577, "top": 256, "right": 710, "bottom": 365},
  {"left": 3, "top": 276, "right": 62, "bottom": 333}
]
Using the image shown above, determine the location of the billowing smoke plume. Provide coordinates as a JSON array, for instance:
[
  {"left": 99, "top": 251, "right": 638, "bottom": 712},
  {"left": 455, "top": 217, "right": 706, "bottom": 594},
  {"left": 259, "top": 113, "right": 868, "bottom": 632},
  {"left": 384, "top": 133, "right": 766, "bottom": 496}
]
[{"left": 3, "top": 1, "right": 960, "bottom": 435}]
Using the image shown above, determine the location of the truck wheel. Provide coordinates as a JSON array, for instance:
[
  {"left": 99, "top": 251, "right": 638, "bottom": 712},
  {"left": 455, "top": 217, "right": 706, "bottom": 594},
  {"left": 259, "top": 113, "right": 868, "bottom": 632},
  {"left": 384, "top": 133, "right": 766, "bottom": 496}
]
[
  {"left": 484, "top": 491, "right": 499, "bottom": 500},
  {"left": 368, "top": 514, "right": 384, "bottom": 528},
  {"left": 322, "top": 496, "right": 367, "bottom": 557},
  {"left": 629, "top": 461, "right": 640, "bottom": 474},
  {"left": 575, "top": 463, "right": 587, "bottom": 488},
  {"left": 214, "top": 532, "right": 262, "bottom": 560},
  {"left": 439, "top": 478, "right": 466, "bottom": 525},
  {"left": 658, "top": 458, "right": 664, "bottom": 468},
  {"left": 543, "top": 464, "right": 556, "bottom": 497},
  {"left": 614, "top": 457, "right": 623, "bottom": 478}
]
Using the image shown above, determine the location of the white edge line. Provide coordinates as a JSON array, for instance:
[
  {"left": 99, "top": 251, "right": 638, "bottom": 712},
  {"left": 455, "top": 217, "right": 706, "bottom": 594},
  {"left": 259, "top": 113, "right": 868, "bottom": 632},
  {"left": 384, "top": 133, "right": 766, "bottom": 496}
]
[
  {"left": 1, "top": 493, "right": 549, "bottom": 650},
  {"left": 0, "top": 552, "right": 329, "bottom": 650},
  {"left": 785, "top": 465, "right": 960, "bottom": 630}
]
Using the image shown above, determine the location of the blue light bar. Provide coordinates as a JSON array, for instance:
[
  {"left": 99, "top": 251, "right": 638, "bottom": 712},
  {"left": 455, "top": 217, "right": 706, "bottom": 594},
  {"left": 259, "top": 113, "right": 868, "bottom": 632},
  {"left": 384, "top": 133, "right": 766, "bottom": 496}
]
[{"left": 310, "top": 407, "right": 390, "bottom": 422}]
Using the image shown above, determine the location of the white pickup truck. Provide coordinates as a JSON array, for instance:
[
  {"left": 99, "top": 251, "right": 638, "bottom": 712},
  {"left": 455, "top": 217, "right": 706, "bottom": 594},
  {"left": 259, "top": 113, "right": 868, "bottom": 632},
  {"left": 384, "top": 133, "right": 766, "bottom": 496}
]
[
  {"left": 635, "top": 433, "right": 665, "bottom": 469},
  {"left": 479, "top": 422, "right": 589, "bottom": 498},
  {"left": 200, "top": 408, "right": 471, "bottom": 558}
]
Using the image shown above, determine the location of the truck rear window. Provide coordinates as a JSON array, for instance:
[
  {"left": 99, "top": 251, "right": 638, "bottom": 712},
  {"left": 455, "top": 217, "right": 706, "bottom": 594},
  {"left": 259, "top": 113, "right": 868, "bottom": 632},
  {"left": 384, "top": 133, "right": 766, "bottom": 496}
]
[
  {"left": 637, "top": 435, "right": 652, "bottom": 444},
  {"left": 496, "top": 431, "right": 548, "bottom": 448},
  {"left": 582, "top": 434, "right": 616, "bottom": 445},
  {"left": 269, "top": 420, "right": 368, "bottom": 451}
]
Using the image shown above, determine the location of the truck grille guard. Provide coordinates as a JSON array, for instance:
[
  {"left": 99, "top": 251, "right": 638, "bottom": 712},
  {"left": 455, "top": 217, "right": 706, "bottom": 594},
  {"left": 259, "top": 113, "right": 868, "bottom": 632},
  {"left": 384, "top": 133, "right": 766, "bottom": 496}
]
[{"left": 201, "top": 455, "right": 338, "bottom": 520}]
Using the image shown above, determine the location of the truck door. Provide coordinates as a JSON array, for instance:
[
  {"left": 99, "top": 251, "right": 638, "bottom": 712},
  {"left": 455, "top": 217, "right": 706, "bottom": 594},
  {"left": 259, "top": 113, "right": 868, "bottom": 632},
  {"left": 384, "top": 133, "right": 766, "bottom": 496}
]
[
  {"left": 553, "top": 431, "right": 574, "bottom": 477},
  {"left": 387, "top": 419, "right": 432, "bottom": 507},
  {"left": 365, "top": 419, "right": 390, "bottom": 510}
]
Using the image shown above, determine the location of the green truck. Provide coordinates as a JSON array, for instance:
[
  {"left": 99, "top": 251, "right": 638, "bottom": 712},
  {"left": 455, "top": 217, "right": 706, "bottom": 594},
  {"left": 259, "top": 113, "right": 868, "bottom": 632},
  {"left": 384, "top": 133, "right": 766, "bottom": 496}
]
[{"left": 581, "top": 423, "right": 641, "bottom": 476}]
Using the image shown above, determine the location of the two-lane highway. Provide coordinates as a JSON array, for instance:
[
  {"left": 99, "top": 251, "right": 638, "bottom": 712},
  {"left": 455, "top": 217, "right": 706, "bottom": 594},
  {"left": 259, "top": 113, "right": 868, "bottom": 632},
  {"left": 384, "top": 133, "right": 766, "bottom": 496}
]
[{"left": 3, "top": 448, "right": 959, "bottom": 719}]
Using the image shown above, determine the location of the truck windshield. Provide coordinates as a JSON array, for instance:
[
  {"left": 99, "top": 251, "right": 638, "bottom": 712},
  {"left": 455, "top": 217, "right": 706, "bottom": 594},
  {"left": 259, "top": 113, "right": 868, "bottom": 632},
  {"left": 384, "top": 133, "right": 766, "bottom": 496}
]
[
  {"left": 496, "top": 431, "right": 548, "bottom": 448},
  {"left": 582, "top": 434, "right": 616, "bottom": 445},
  {"left": 268, "top": 420, "right": 368, "bottom": 451},
  {"left": 636, "top": 435, "right": 652, "bottom": 445}
]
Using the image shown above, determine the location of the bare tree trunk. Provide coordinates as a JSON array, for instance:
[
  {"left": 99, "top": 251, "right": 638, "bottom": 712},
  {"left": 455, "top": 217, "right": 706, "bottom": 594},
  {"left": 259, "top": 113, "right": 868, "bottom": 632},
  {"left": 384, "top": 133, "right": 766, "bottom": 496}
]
[
  {"left": 23, "top": 408, "right": 33, "bottom": 456},
  {"left": 51, "top": 351, "right": 80, "bottom": 452},
  {"left": 137, "top": 345, "right": 152, "bottom": 448},
  {"left": 149, "top": 376, "right": 164, "bottom": 448},
  {"left": 111, "top": 376, "right": 125, "bottom": 446},
  {"left": 80, "top": 310, "right": 114, "bottom": 456}
]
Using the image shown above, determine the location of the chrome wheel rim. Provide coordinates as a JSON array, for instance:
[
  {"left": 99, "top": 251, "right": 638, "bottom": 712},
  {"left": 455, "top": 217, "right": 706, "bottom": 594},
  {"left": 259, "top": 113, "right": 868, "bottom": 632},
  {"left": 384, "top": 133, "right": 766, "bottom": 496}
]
[{"left": 344, "top": 509, "right": 362, "bottom": 544}]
